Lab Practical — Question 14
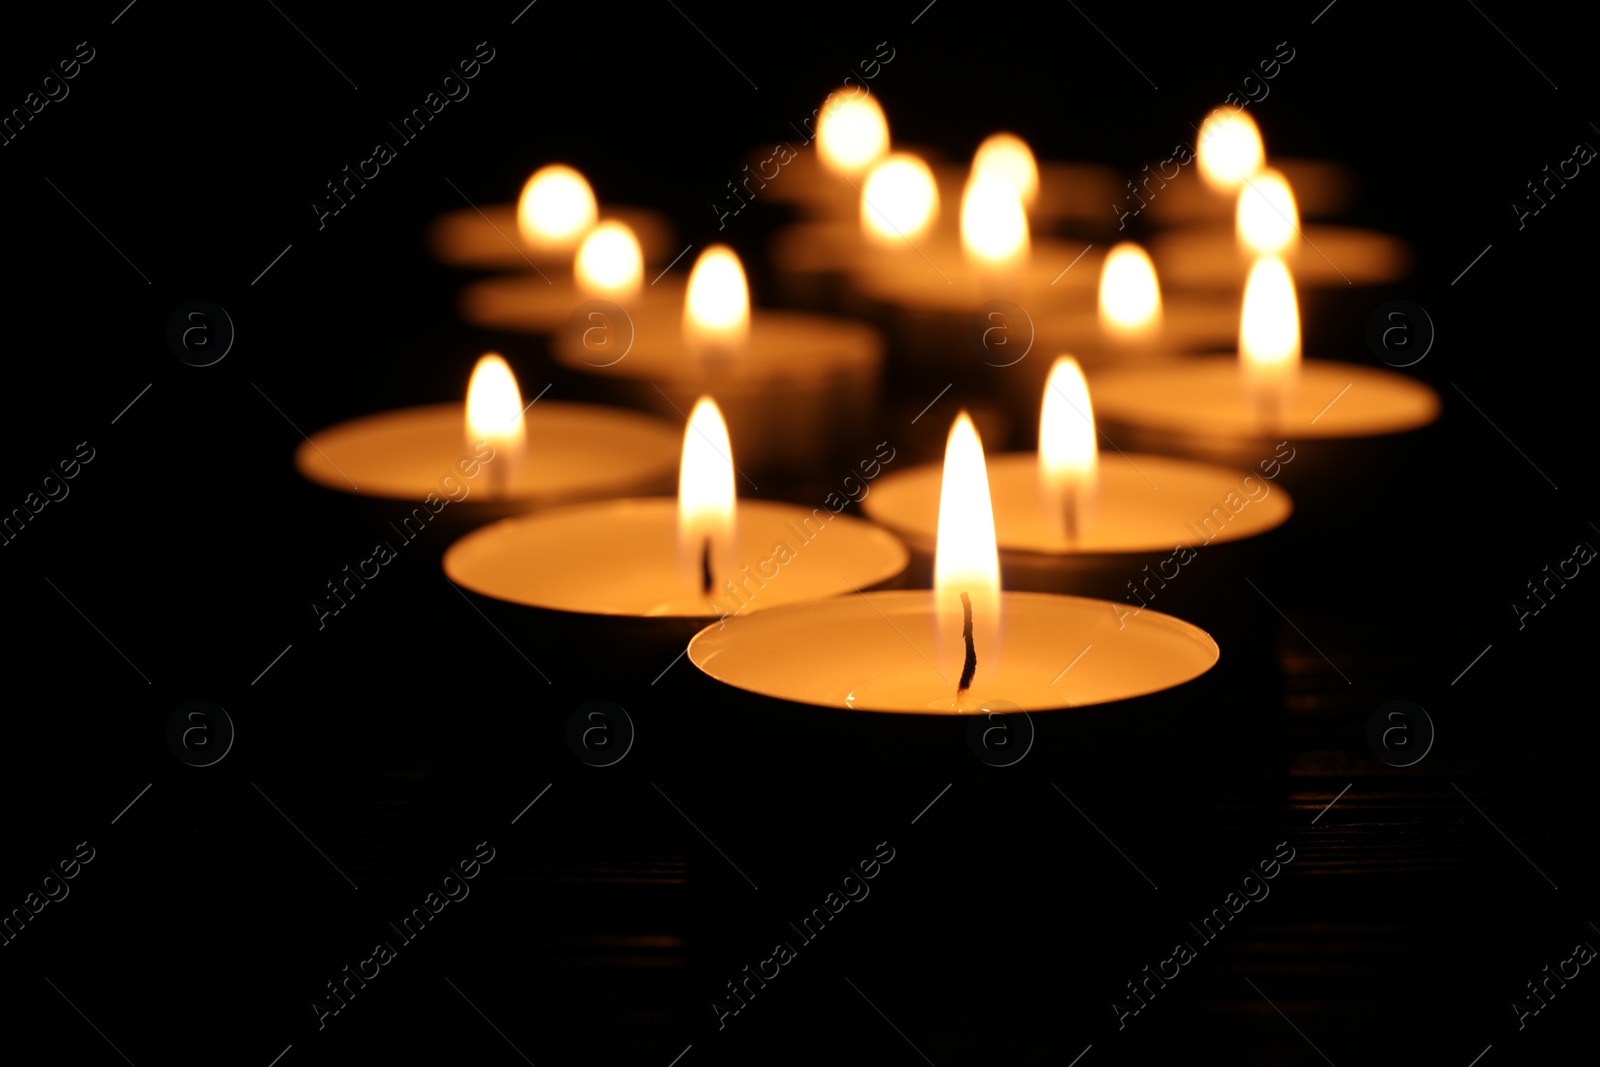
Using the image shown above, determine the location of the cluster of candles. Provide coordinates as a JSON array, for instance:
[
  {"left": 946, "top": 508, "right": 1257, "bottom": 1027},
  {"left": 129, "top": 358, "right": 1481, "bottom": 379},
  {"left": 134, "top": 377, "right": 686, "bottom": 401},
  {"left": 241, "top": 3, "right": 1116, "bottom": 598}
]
[{"left": 297, "top": 96, "right": 1440, "bottom": 714}]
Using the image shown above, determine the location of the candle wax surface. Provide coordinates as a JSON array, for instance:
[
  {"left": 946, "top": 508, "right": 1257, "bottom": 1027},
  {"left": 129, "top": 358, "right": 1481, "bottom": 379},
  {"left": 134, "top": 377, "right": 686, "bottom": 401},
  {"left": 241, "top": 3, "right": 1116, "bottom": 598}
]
[
  {"left": 853, "top": 235, "right": 1102, "bottom": 308},
  {"left": 1140, "top": 157, "right": 1352, "bottom": 223},
  {"left": 1150, "top": 225, "right": 1410, "bottom": 289},
  {"left": 864, "top": 452, "right": 1292, "bottom": 555},
  {"left": 425, "top": 204, "right": 673, "bottom": 270},
  {"left": 443, "top": 498, "right": 909, "bottom": 618},
  {"left": 1088, "top": 357, "right": 1440, "bottom": 439},
  {"left": 295, "top": 402, "right": 679, "bottom": 503},
  {"left": 689, "top": 590, "right": 1219, "bottom": 712},
  {"left": 551, "top": 309, "right": 881, "bottom": 383},
  {"left": 457, "top": 274, "right": 685, "bottom": 336}
]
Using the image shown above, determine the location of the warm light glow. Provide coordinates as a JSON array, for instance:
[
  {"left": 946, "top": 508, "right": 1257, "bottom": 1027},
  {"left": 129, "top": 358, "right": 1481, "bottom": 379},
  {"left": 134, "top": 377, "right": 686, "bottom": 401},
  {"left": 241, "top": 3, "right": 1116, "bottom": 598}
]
[
  {"left": 677, "top": 397, "right": 738, "bottom": 598},
  {"left": 816, "top": 92, "right": 889, "bottom": 177},
  {"left": 1097, "top": 242, "right": 1163, "bottom": 341},
  {"left": 972, "top": 133, "right": 1039, "bottom": 207},
  {"left": 465, "top": 353, "right": 526, "bottom": 467},
  {"left": 934, "top": 412, "right": 1001, "bottom": 699},
  {"left": 682, "top": 245, "right": 750, "bottom": 359},
  {"left": 575, "top": 220, "right": 643, "bottom": 300},
  {"left": 1196, "top": 108, "right": 1264, "bottom": 194},
  {"left": 1239, "top": 257, "right": 1301, "bottom": 421},
  {"left": 860, "top": 153, "right": 939, "bottom": 246},
  {"left": 516, "top": 164, "right": 598, "bottom": 250},
  {"left": 961, "top": 172, "right": 1030, "bottom": 272},
  {"left": 1236, "top": 169, "right": 1299, "bottom": 255},
  {"left": 1038, "top": 357, "right": 1098, "bottom": 540}
]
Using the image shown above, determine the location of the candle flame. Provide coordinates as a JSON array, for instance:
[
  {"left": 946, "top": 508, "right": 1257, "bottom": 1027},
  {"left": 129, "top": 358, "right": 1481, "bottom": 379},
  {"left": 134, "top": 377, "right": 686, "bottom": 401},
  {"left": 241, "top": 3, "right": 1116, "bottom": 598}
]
[
  {"left": 516, "top": 164, "right": 598, "bottom": 250},
  {"left": 961, "top": 172, "right": 1030, "bottom": 272},
  {"left": 1039, "top": 356, "right": 1098, "bottom": 541},
  {"left": 1196, "top": 108, "right": 1264, "bottom": 194},
  {"left": 972, "top": 132, "right": 1039, "bottom": 207},
  {"left": 683, "top": 245, "right": 750, "bottom": 361},
  {"left": 935, "top": 411, "right": 1001, "bottom": 697},
  {"left": 575, "top": 220, "right": 643, "bottom": 300},
  {"left": 1236, "top": 168, "right": 1299, "bottom": 255},
  {"left": 465, "top": 353, "right": 526, "bottom": 464},
  {"left": 677, "top": 397, "right": 737, "bottom": 598},
  {"left": 1097, "top": 242, "right": 1163, "bottom": 342},
  {"left": 1239, "top": 257, "right": 1301, "bottom": 423},
  {"left": 861, "top": 152, "right": 939, "bottom": 246},
  {"left": 816, "top": 91, "right": 889, "bottom": 177}
]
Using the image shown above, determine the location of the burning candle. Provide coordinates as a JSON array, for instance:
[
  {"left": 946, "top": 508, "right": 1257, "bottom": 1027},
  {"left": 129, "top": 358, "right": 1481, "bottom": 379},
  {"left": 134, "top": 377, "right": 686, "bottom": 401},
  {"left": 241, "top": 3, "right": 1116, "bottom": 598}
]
[
  {"left": 549, "top": 244, "right": 882, "bottom": 472},
  {"left": 930, "top": 133, "right": 1118, "bottom": 232},
  {"left": 426, "top": 162, "right": 674, "bottom": 270},
  {"left": 768, "top": 150, "right": 940, "bottom": 307},
  {"left": 1086, "top": 260, "right": 1441, "bottom": 471},
  {"left": 1150, "top": 166, "right": 1410, "bottom": 289},
  {"left": 441, "top": 396, "right": 907, "bottom": 619},
  {"left": 458, "top": 220, "right": 684, "bottom": 337},
  {"left": 688, "top": 409, "right": 1220, "bottom": 712},
  {"left": 294, "top": 352, "right": 680, "bottom": 514},
  {"left": 865, "top": 357, "right": 1292, "bottom": 598}
]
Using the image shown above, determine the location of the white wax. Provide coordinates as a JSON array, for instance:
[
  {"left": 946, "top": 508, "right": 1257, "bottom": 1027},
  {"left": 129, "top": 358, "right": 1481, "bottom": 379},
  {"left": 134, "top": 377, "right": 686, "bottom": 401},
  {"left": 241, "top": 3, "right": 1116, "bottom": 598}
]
[
  {"left": 443, "top": 499, "right": 908, "bottom": 618},
  {"left": 689, "top": 590, "right": 1219, "bottom": 712}
]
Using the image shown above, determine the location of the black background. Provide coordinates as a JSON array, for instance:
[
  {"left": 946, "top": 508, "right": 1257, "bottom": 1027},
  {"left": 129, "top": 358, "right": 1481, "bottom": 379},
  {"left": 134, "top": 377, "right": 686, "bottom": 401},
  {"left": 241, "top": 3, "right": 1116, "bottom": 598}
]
[{"left": 1, "top": 2, "right": 1596, "bottom": 1065}]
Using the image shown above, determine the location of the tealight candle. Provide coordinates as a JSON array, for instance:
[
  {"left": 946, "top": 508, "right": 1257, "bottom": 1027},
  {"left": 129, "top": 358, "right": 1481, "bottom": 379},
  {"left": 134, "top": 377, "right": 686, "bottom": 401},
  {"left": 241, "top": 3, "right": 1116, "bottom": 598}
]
[
  {"left": 1087, "top": 258, "right": 1441, "bottom": 476},
  {"left": 930, "top": 133, "right": 1119, "bottom": 233},
  {"left": 549, "top": 245, "right": 883, "bottom": 472},
  {"left": 689, "top": 410, "right": 1219, "bottom": 712},
  {"left": 745, "top": 90, "right": 893, "bottom": 222},
  {"left": 1138, "top": 107, "right": 1352, "bottom": 224},
  {"left": 427, "top": 162, "right": 674, "bottom": 271},
  {"left": 295, "top": 352, "right": 680, "bottom": 517},
  {"left": 456, "top": 220, "right": 686, "bottom": 335},
  {"left": 442, "top": 397, "right": 909, "bottom": 660},
  {"left": 1149, "top": 167, "right": 1409, "bottom": 289},
  {"left": 867, "top": 357, "right": 1293, "bottom": 600}
]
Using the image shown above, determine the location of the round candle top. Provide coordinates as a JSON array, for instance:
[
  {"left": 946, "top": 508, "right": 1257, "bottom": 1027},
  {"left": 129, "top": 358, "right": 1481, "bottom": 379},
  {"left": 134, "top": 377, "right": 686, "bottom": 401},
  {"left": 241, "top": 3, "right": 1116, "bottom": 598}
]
[
  {"left": 852, "top": 234, "right": 1103, "bottom": 306},
  {"left": 865, "top": 452, "right": 1292, "bottom": 555},
  {"left": 426, "top": 204, "right": 674, "bottom": 270},
  {"left": 458, "top": 273, "right": 685, "bottom": 336},
  {"left": 551, "top": 303, "right": 881, "bottom": 384},
  {"left": 294, "top": 401, "right": 679, "bottom": 504},
  {"left": 929, "top": 159, "right": 1119, "bottom": 229},
  {"left": 1088, "top": 357, "right": 1441, "bottom": 439},
  {"left": 442, "top": 498, "right": 909, "bottom": 618},
  {"left": 1141, "top": 158, "right": 1352, "bottom": 223},
  {"left": 688, "top": 590, "right": 1219, "bottom": 712},
  {"left": 1150, "top": 225, "right": 1410, "bottom": 289}
]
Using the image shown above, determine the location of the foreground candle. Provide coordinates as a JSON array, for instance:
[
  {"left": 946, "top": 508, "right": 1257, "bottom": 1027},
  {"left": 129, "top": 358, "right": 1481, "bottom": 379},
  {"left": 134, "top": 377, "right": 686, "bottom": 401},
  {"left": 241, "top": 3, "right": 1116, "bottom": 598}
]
[
  {"left": 295, "top": 353, "right": 679, "bottom": 508},
  {"left": 690, "top": 411, "right": 1219, "bottom": 712},
  {"left": 442, "top": 397, "right": 908, "bottom": 618}
]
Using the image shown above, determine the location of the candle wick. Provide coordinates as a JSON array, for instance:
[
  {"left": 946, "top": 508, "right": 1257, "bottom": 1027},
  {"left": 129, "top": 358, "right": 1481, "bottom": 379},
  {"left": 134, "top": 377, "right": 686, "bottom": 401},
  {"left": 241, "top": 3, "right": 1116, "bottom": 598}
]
[
  {"left": 1063, "top": 484, "right": 1078, "bottom": 544},
  {"left": 958, "top": 591, "right": 977, "bottom": 694},
  {"left": 700, "top": 537, "right": 713, "bottom": 596}
]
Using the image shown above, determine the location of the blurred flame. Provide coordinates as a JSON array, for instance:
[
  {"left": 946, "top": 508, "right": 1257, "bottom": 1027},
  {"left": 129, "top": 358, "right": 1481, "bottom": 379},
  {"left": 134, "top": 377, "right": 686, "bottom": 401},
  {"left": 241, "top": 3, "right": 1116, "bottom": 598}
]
[
  {"left": 961, "top": 172, "right": 1030, "bottom": 272},
  {"left": 1097, "top": 242, "right": 1163, "bottom": 342},
  {"left": 516, "top": 164, "right": 598, "bottom": 249},
  {"left": 861, "top": 153, "right": 939, "bottom": 246},
  {"left": 677, "top": 397, "right": 737, "bottom": 596},
  {"left": 1236, "top": 169, "right": 1299, "bottom": 255},
  {"left": 682, "top": 245, "right": 750, "bottom": 359},
  {"left": 575, "top": 220, "right": 643, "bottom": 300},
  {"left": 935, "top": 411, "right": 1001, "bottom": 697},
  {"left": 972, "top": 133, "right": 1039, "bottom": 208},
  {"left": 817, "top": 92, "right": 889, "bottom": 177},
  {"left": 465, "top": 353, "right": 526, "bottom": 461},
  {"left": 1038, "top": 356, "right": 1098, "bottom": 540},
  {"left": 1239, "top": 257, "right": 1301, "bottom": 419},
  {"left": 1196, "top": 109, "right": 1264, "bottom": 194}
]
